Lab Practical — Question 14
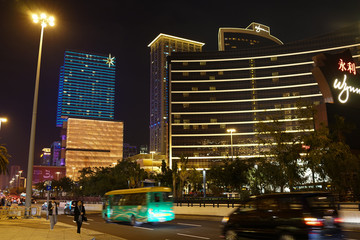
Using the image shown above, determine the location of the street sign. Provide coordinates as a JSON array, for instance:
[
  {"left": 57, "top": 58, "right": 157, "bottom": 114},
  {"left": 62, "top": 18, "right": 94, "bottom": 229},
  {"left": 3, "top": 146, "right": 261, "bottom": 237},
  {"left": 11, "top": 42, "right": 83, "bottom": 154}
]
[{"left": 46, "top": 185, "right": 52, "bottom": 191}]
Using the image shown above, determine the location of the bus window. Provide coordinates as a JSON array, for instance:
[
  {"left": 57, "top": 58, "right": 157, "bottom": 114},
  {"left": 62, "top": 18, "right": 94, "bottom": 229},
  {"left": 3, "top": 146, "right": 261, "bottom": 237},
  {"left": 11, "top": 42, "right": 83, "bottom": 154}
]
[
  {"left": 162, "top": 192, "right": 173, "bottom": 202},
  {"left": 113, "top": 194, "right": 123, "bottom": 206},
  {"left": 154, "top": 193, "right": 160, "bottom": 202}
]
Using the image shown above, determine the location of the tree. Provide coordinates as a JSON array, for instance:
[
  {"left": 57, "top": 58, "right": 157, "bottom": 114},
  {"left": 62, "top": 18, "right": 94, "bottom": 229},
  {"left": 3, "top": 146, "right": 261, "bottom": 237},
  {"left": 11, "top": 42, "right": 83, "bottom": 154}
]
[
  {"left": 156, "top": 160, "right": 173, "bottom": 188},
  {"left": 208, "top": 158, "right": 251, "bottom": 195},
  {"left": 300, "top": 123, "right": 330, "bottom": 185},
  {"left": 0, "top": 145, "right": 10, "bottom": 175},
  {"left": 256, "top": 113, "right": 304, "bottom": 192}
]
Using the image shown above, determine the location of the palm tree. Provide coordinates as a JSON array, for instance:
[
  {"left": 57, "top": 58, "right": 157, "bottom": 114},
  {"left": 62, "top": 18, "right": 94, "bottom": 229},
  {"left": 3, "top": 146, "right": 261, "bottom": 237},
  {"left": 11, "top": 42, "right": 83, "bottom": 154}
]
[{"left": 0, "top": 145, "right": 10, "bottom": 175}]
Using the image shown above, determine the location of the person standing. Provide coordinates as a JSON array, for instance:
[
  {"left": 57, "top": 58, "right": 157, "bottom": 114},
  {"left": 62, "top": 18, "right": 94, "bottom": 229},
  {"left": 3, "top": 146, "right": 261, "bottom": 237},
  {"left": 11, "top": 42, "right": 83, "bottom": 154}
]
[
  {"left": 74, "top": 200, "right": 86, "bottom": 234},
  {"left": 48, "top": 200, "right": 55, "bottom": 230}
]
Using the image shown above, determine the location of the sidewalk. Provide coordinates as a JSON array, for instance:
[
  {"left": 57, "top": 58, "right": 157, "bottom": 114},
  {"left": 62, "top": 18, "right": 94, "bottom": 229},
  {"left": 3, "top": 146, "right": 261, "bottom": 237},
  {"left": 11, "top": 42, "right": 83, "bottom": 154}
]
[{"left": 0, "top": 217, "right": 126, "bottom": 240}]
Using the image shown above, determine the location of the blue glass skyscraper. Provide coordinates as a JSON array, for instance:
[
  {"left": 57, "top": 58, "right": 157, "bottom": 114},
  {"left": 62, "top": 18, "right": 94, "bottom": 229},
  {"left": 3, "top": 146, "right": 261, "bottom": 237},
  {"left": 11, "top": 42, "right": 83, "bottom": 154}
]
[{"left": 56, "top": 50, "right": 116, "bottom": 127}]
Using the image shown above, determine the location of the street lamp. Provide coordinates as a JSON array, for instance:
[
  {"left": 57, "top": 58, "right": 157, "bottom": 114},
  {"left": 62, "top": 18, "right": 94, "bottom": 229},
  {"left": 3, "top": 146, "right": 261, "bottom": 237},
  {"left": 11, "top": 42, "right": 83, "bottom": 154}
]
[
  {"left": 226, "top": 128, "right": 236, "bottom": 159},
  {"left": 25, "top": 12, "right": 55, "bottom": 217},
  {"left": 0, "top": 118, "right": 7, "bottom": 130},
  {"left": 19, "top": 170, "right": 23, "bottom": 188},
  {"left": 56, "top": 172, "right": 60, "bottom": 180}
]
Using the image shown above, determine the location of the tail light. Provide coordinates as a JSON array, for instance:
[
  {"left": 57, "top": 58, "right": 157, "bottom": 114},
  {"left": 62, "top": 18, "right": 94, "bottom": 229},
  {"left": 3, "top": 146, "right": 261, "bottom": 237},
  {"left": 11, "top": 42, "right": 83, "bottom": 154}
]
[
  {"left": 334, "top": 217, "right": 344, "bottom": 224},
  {"left": 304, "top": 217, "right": 323, "bottom": 227}
]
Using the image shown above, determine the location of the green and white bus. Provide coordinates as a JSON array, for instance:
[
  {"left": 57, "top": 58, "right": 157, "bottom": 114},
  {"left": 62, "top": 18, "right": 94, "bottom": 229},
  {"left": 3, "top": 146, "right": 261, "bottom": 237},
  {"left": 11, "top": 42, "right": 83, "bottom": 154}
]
[{"left": 102, "top": 187, "right": 174, "bottom": 225}]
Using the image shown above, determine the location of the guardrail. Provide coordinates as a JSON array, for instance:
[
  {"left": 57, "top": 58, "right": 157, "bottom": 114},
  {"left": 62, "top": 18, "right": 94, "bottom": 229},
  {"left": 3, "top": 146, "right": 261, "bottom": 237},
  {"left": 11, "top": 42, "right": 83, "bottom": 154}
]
[
  {"left": 175, "top": 198, "right": 360, "bottom": 210},
  {"left": 0, "top": 206, "right": 41, "bottom": 219},
  {"left": 175, "top": 197, "right": 241, "bottom": 208}
]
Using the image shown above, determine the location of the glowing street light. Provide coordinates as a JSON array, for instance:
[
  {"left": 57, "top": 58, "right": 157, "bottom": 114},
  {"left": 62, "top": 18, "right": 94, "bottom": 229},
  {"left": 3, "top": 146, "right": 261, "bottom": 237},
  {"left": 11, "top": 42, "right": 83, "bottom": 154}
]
[
  {"left": 226, "top": 128, "right": 236, "bottom": 159},
  {"left": 0, "top": 118, "right": 7, "bottom": 130},
  {"left": 25, "top": 12, "right": 55, "bottom": 218}
]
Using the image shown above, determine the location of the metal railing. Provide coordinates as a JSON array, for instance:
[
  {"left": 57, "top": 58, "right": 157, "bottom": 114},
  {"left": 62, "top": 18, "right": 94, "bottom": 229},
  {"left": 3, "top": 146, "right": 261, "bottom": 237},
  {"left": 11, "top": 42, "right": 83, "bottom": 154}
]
[
  {"left": 175, "top": 197, "right": 241, "bottom": 208},
  {"left": 174, "top": 198, "right": 360, "bottom": 210}
]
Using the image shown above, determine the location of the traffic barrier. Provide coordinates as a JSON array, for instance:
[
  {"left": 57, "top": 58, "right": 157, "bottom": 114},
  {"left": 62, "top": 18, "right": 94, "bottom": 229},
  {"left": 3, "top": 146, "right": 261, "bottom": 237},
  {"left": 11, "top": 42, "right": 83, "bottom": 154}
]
[
  {"left": 0, "top": 206, "right": 41, "bottom": 219},
  {"left": 31, "top": 206, "right": 42, "bottom": 218}
]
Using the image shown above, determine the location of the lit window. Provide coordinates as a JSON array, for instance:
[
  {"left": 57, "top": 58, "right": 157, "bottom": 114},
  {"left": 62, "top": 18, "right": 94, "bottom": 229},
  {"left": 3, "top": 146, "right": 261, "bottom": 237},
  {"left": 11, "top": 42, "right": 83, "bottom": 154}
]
[{"left": 182, "top": 72, "right": 189, "bottom": 77}]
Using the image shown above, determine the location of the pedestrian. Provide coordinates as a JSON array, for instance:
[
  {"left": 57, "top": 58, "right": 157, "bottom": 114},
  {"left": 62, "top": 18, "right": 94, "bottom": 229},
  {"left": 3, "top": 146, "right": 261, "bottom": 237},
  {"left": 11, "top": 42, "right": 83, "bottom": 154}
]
[
  {"left": 0, "top": 197, "right": 5, "bottom": 207},
  {"left": 74, "top": 200, "right": 86, "bottom": 234},
  {"left": 48, "top": 200, "right": 56, "bottom": 230},
  {"left": 54, "top": 201, "right": 58, "bottom": 224}
]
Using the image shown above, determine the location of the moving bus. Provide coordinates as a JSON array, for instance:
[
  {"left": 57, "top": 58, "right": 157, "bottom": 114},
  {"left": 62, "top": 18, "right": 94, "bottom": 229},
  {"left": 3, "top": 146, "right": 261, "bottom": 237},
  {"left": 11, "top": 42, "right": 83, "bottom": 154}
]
[{"left": 102, "top": 187, "right": 174, "bottom": 225}]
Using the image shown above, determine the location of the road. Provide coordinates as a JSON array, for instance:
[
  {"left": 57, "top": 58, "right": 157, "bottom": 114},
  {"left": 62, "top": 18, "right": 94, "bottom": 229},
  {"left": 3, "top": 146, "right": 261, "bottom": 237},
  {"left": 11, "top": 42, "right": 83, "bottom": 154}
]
[{"left": 57, "top": 213, "right": 360, "bottom": 240}]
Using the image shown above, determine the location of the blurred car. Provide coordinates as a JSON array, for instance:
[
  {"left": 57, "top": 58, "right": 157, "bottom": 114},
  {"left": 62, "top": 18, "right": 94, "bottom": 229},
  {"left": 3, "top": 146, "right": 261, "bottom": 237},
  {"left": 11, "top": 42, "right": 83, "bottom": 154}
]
[
  {"left": 41, "top": 202, "right": 48, "bottom": 210},
  {"left": 221, "top": 192, "right": 343, "bottom": 240},
  {"left": 64, "top": 200, "right": 77, "bottom": 215}
]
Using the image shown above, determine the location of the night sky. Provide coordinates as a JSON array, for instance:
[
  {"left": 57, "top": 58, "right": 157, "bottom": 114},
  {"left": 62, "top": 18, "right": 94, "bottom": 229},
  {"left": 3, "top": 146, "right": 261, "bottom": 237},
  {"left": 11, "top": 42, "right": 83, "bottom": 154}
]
[{"left": 1, "top": 0, "right": 360, "bottom": 174}]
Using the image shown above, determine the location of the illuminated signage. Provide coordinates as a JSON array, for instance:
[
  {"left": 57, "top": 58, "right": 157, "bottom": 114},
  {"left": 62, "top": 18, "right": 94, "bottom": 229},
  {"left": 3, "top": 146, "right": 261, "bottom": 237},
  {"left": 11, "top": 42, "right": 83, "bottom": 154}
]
[
  {"left": 105, "top": 53, "right": 115, "bottom": 68},
  {"left": 312, "top": 49, "right": 360, "bottom": 107},
  {"left": 338, "top": 59, "right": 356, "bottom": 75},
  {"left": 255, "top": 25, "right": 269, "bottom": 33}
]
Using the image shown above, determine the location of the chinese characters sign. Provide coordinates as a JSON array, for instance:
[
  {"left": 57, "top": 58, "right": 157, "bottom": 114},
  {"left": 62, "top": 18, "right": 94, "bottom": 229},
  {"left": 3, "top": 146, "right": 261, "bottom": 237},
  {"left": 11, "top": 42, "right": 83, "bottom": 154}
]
[
  {"left": 338, "top": 59, "right": 356, "bottom": 75},
  {"left": 312, "top": 49, "right": 360, "bottom": 106}
]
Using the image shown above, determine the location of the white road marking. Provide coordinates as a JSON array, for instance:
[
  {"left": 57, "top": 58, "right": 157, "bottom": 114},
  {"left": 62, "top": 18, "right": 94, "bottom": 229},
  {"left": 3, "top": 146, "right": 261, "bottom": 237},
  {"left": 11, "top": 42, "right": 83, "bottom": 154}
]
[
  {"left": 177, "top": 222, "right": 202, "bottom": 227},
  {"left": 133, "top": 226, "right": 154, "bottom": 231},
  {"left": 177, "top": 233, "right": 210, "bottom": 239}
]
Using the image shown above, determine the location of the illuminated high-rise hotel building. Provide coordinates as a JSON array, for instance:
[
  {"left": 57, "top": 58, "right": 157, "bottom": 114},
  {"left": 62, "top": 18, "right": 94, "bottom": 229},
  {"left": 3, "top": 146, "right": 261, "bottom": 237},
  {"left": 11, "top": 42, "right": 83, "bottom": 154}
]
[
  {"left": 168, "top": 23, "right": 360, "bottom": 169},
  {"left": 148, "top": 34, "right": 205, "bottom": 155},
  {"left": 56, "top": 50, "right": 116, "bottom": 127}
]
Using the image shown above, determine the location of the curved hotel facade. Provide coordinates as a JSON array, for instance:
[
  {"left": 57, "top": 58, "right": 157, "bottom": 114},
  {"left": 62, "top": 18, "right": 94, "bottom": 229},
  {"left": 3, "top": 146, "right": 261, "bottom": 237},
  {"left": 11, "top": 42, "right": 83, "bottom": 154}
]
[{"left": 168, "top": 23, "right": 360, "bottom": 169}]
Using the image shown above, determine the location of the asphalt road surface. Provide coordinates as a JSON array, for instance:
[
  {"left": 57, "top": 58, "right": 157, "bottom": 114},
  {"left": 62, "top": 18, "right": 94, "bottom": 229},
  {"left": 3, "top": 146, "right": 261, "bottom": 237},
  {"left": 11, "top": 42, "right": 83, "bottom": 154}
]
[{"left": 57, "top": 213, "right": 360, "bottom": 240}]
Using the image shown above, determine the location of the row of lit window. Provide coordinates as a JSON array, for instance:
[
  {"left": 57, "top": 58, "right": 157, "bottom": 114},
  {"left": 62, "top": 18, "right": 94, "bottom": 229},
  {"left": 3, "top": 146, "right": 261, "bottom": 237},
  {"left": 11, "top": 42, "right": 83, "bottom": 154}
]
[{"left": 224, "top": 37, "right": 260, "bottom": 43}]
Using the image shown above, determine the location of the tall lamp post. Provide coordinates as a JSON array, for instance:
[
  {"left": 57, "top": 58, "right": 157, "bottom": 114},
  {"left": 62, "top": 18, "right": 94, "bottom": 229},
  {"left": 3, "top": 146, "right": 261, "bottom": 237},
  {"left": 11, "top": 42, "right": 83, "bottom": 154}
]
[
  {"left": 226, "top": 128, "right": 236, "bottom": 160},
  {"left": 25, "top": 13, "right": 55, "bottom": 217},
  {"left": 0, "top": 118, "right": 7, "bottom": 130}
]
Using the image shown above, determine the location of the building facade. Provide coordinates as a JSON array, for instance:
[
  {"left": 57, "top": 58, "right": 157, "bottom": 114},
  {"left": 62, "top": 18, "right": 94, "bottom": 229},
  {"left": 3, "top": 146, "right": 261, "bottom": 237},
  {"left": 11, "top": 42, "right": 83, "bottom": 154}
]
[
  {"left": 218, "top": 22, "right": 283, "bottom": 51},
  {"left": 56, "top": 50, "right": 116, "bottom": 127},
  {"left": 62, "top": 118, "right": 123, "bottom": 180},
  {"left": 168, "top": 23, "right": 360, "bottom": 169},
  {"left": 148, "top": 34, "right": 205, "bottom": 155}
]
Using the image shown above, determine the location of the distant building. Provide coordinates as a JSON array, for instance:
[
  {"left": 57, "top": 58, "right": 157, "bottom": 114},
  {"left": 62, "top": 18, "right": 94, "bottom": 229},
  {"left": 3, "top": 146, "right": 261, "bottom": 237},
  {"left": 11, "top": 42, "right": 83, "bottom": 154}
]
[
  {"left": 218, "top": 22, "right": 283, "bottom": 51},
  {"left": 123, "top": 143, "right": 138, "bottom": 159},
  {"left": 0, "top": 174, "right": 9, "bottom": 190},
  {"left": 62, "top": 118, "right": 123, "bottom": 180},
  {"left": 56, "top": 50, "right": 116, "bottom": 127},
  {"left": 128, "top": 153, "right": 166, "bottom": 173},
  {"left": 40, "top": 148, "right": 51, "bottom": 166},
  {"left": 139, "top": 145, "right": 148, "bottom": 154},
  {"left": 51, "top": 141, "right": 62, "bottom": 166},
  {"left": 148, "top": 34, "right": 205, "bottom": 156},
  {"left": 33, "top": 166, "right": 66, "bottom": 184}
]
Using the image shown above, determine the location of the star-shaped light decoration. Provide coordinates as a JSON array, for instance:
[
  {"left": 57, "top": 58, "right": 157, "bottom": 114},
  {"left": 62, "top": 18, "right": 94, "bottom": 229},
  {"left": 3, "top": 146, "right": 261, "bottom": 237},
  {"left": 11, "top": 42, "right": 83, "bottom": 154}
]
[{"left": 105, "top": 53, "right": 115, "bottom": 67}]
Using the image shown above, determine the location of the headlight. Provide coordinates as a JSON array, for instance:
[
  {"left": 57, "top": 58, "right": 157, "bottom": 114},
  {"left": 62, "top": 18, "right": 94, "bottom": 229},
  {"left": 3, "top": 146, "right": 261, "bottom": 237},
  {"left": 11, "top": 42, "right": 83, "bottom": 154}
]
[{"left": 222, "top": 216, "right": 229, "bottom": 224}]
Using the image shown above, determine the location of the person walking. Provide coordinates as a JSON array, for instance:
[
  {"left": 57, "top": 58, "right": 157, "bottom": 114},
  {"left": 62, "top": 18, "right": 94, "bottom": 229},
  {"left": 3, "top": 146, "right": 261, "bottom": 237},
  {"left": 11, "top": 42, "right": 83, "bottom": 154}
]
[
  {"left": 74, "top": 200, "right": 86, "bottom": 234},
  {"left": 54, "top": 201, "right": 58, "bottom": 224},
  {"left": 48, "top": 200, "right": 56, "bottom": 230}
]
